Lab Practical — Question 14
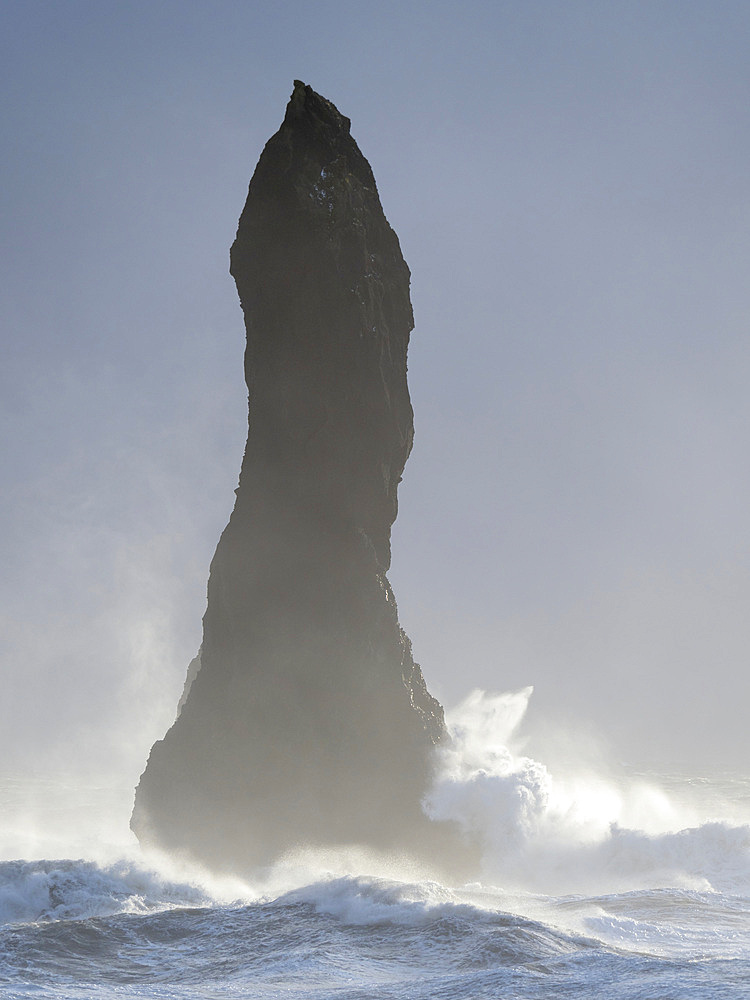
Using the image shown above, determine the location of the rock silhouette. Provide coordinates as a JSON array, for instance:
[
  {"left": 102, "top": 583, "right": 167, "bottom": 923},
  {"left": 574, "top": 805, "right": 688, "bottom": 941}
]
[{"left": 131, "top": 82, "right": 453, "bottom": 873}]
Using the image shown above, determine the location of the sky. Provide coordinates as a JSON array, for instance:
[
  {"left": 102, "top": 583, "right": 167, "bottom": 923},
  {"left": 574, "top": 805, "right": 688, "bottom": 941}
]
[{"left": 2, "top": 1, "right": 749, "bottom": 785}]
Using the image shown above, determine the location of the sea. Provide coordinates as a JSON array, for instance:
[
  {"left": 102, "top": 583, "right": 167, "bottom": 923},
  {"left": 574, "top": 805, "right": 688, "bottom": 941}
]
[{"left": 2, "top": 689, "right": 749, "bottom": 999}]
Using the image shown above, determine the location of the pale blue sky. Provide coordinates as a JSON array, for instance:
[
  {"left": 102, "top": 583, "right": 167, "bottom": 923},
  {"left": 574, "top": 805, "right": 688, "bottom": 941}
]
[{"left": 2, "top": 1, "right": 749, "bottom": 777}]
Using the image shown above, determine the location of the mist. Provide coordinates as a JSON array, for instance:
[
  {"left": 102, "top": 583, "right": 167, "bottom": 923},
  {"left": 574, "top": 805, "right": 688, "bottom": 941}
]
[{"left": 2, "top": 0, "right": 750, "bottom": 800}]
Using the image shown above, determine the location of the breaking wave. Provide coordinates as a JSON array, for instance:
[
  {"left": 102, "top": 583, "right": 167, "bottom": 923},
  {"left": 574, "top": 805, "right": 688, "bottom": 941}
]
[{"left": 425, "top": 688, "right": 750, "bottom": 895}]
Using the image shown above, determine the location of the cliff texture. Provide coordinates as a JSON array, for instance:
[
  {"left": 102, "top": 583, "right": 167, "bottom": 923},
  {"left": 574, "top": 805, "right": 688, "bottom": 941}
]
[{"left": 131, "top": 82, "right": 448, "bottom": 872}]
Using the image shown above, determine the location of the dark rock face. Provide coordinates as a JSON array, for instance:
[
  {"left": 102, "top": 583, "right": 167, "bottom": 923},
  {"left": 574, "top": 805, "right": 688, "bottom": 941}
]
[{"left": 131, "top": 82, "right": 449, "bottom": 873}]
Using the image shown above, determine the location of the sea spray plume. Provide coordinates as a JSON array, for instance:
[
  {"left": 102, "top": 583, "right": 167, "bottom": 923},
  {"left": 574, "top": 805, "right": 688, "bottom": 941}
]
[
  {"left": 425, "top": 688, "right": 552, "bottom": 853},
  {"left": 427, "top": 688, "right": 750, "bottom": 894},
  {"left": 131, "top": 82, "right": 466, "bottom": 875}
]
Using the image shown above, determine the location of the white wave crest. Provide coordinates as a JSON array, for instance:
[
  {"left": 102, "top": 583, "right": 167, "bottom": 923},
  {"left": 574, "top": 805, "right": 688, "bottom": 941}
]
[{"left": 0, "top": 858, "right": 224, "bottom": 926}]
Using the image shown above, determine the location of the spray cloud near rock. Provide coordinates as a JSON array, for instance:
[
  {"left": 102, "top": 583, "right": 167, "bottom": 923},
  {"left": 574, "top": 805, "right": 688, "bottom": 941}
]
[{"left": 426, "top": 687, "right": 750, "bottom": 896}]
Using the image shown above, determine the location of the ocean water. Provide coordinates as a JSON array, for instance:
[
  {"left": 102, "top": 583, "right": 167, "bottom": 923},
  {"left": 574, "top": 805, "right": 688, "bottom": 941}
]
[{"left": 2, "top": 690, "right": 749, "bottom": 999}]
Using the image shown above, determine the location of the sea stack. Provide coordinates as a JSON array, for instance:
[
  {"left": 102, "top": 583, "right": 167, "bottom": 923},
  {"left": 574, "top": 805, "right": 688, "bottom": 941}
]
[{"left": 132, "top": 82, "right": 448, "bottom": 873}]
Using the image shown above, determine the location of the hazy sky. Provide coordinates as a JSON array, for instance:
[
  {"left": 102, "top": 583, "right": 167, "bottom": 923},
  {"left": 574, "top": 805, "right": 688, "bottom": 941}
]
[{"left": 2, "top": 1, "right": 749, "bottom": 780}]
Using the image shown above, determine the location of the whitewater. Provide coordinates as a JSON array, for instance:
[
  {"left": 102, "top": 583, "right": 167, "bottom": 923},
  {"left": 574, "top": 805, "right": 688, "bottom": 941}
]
[{"left": 2, "top": 689, "right": 749, "bottom": 999}]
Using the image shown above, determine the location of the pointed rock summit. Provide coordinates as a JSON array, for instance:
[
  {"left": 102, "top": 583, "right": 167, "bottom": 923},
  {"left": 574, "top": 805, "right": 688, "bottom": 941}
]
[{"left": 132, "top": 82, "right": 451, "bottom": 872}]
